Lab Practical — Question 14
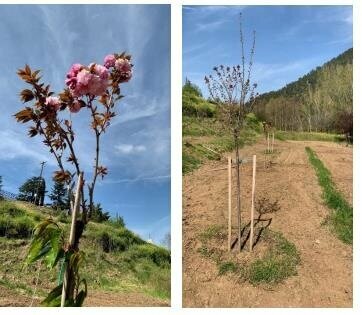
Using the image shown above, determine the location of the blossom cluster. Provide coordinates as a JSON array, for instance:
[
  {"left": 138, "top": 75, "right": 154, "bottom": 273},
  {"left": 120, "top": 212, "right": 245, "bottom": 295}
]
[{"left": 45, "top": 53, "right": 133, "bottom": 114}]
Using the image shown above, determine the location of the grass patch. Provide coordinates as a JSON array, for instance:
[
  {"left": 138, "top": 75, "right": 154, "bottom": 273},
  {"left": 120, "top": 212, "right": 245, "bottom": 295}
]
[
  {"left": 275, "top": 131, "right": 344, "bottom": 142},
  {"left": 305, "top": 147, "right": 353, "bottom": 244},
  {"left": 198, "top": 225, "right": 224, "bottom": 242},
  {"left": 249, "top": 231, "right": 300, "bottom": 284},
  {"left": 0, "top": 201, "right": 36, "bottom": 238},
  {"left": 182, "top": 117, "right": 259, "bottom": 174},
  {"left": 0, "top": 200, "right": 171, "bottom": 303},
  {"left": 198, "top": 225, "right": 300, "bottom": 285},
  {"left": 218, "top": 261, "right": 238, "bottom": 275}
]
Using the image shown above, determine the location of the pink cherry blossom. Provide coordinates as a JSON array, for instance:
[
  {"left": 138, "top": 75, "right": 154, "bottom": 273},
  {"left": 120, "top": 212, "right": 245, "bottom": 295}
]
[
  {"left": 104, "top": 54, "right": 116, "bottom": 68},
  {"left": 65, "top": 63, "right": 83, "bottom": 89},
  {"left": 67, "top": 65, "right": 109, "bottom": 97},
  {"left": 45, "top": 96, "right": 60, "bottom": 111},
  {"left": 115, "top": 58, "right": 132, "bottom": 82},
  {"left": 94, "top": 64, "right": 109, "bottom": 80},
  {"left": 115, "top": 58, "right": 131, "bottom": 73}
]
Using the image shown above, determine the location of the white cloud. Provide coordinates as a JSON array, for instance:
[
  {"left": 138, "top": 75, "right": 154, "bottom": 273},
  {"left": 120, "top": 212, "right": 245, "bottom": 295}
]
[
  {"left": 253, "top": 58, "right": 318, "bottom": 81},
  {"left": 115, "top": 143, "right": 146, "bottom": 154},
  {"left": 195, "top": 20, "right": 226, "bottom": 32},
  {"left": 102, "top": 174, "right": 170, "bottom": 185},
  {"left": 0, "top": 130, "right": 55, "bottom": 165},
  {"left": 184, "top": 5, "right": 245, "bottom": 17}
]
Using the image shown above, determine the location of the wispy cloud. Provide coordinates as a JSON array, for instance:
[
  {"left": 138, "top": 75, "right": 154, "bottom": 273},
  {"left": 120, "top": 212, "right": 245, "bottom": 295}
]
[
  {"left": 253, "top": 60, "right": 312, "bottom": 80},
  {"left": 102, "top": 174, "right": 170, "bottom": 185},
  {"left": 184, "top": 5, "right": 245, "bottom": 18},
  {"left": 194, "top": 19, "right": 226, "bottom": 32},
  {"left": 0, "top": 130, "right": 55, "bottom": 165},
  {"left": 115, "top": 144, "right": 146, "bottom": 154},
  {"left": 183, "top": 43, "right": 207, "bottom": 55}
]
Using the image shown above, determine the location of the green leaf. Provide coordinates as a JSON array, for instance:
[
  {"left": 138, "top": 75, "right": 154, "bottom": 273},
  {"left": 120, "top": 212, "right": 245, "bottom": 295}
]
[
  {"left": 40, "top": 283, "right": 63, "bottom": 307},
  {"left": 74, "top": 279, "right": 87, "bottom": 307},
  {"left": 44, "top": 228, "right": 64, "bottom": 268},
  {"left": 25, "top": 219, "right": 64, "bottom": 268},
  {"left": 57, "top": 258, "right": 66, "bottom": 286}
]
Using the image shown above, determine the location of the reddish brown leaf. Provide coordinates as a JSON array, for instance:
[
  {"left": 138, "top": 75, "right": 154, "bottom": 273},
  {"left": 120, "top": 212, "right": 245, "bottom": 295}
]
[
  {"left": 14, "top": 107, "right": 35, "bottom": 123},
  {"left": 20, "top": 89, "right": 34, "bottom": 103},
  {"left": 53, "top": 170, "right": 71, "bottom": 183}
]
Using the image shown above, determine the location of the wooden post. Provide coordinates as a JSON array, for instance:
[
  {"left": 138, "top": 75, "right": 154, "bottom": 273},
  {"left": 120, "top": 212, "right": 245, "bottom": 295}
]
[
  {"left": 272, "top": 133, "right": 275, "bottom": 153},
  {"left": 61, "top": 172, "right": 83, "bottom": 307},
  {"left": 228, "top": 156, "right": 232, "bottom": 252},
  {"left": 249, "top": 155, "right": 256, "bottom": 251},
  {"left": 267, "top": 133, "right": 270, "bottom": 153}
]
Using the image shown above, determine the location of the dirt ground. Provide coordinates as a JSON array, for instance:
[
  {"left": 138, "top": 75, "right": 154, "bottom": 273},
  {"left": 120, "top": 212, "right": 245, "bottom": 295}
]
[
  {"left": 183, "top": 138, "right": 353, "bottom": 307},
  {"left": 0, "top": 286, "right": 169, "bottom": 307}
]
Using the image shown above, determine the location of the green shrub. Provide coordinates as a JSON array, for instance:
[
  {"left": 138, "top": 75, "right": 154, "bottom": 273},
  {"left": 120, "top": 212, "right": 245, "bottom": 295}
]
[
  {"left": 218, "top": 261, "right": 238, "bottom": 275},
  {"left": 276, "top": 131, "right": 344, "bottom": 142},
  {"left": 0, "top": 215, "right": 34, "bottom": 238},
  {"left": 87, "top": 224, "right": 144, "bottom": 253},
  {"left": 245, "top": 113, "right": 262, "bottom": 133},
  {"left": 126, "top": 244, "right": 171, "bottom": 267},
  {"left": 99, "top": 231, "right": 127, "bottom": 252},
  {"left": 57, "top": 211, "right": 70, "bottom": 223},
  {"left": 0, "top": 201, "right": 25, "bottom": 217}
]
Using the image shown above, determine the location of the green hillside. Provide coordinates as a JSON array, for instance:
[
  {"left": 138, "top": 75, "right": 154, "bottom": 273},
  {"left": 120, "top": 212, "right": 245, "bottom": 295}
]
[
  {"left": 0, "top": 199, "right": 170, "bottom": 306},
  {"left": 182, "top": 49, "right": 351, "bottom": 175},
  {"left": 253, "top": 48, "right": 353, "bottom": 133},
  {"left": 182, "top": 80, "right": 262, "bottom": 174}
]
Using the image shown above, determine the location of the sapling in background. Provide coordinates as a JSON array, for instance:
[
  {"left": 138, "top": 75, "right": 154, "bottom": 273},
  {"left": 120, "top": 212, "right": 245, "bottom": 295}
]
[
  {"left": 15, "top": 52, "right": 133, "bottom": 306},
  {"left": 205, "top": 14, "right": 258, "bottom": 251}
]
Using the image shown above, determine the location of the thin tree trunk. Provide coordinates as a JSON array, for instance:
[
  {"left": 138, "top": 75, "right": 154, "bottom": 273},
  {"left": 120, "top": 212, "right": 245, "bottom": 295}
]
[
  {"left": 61, "top": 172, "right": 83, "bottom": 307},
  {"left": 234, "top": 135, "right": 241, "bottom": 252}
]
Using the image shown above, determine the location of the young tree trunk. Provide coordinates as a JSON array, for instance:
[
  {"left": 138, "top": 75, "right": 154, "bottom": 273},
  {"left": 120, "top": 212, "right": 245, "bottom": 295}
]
[
  {"left": 61, "top": 172, "right": 83, "bottom": 307},
  {"left": 234, "top": 135, "right": 242, "bottom": 252}
]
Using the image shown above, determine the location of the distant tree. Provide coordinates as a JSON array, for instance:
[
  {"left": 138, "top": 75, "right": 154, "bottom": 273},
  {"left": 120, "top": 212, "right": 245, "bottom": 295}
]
[
  {"left": 253, "top": 48, "right": 352, "bottom": 132},
  {"left": 49, "top": 179, "right": 69, "bottom": 210},
  {"left": 0, "top": 176, "right": 3, "bottom": 200},
  {"left": 113, "top": 213, "right": 125, "bottom": 227},
  {"left": 183, "top": 78, "right": 203, "bottom": 97},
  {"left": 18, "top": 176, "right": 46, "bottom": 205},
  {"left": 161, "top": 232, "right": 171, "bottom": 250},
  {"left": 334, "top": 110, "right": 353, "bottom": 143},
  {"left": 92, "top": 203, "right": 111, "bottom": 223}
]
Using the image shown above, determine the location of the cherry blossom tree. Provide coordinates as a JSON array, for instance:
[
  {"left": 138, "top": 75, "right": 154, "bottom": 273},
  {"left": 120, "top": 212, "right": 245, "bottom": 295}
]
[{"left": 15, "top": 52, "right": 133, "bottom": 306}]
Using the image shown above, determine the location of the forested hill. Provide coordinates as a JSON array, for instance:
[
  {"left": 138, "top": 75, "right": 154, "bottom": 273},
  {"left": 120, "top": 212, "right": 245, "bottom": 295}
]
[{"left": 253, "top": 48, "right": 352, "bottom": 133}]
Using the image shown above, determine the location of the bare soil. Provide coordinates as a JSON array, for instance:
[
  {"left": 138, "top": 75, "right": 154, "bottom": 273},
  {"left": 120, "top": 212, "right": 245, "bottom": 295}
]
[
  {"left": 0, "top": 286, "right": 169, "bottom": 307},
  {"left": 183, "top": 138, "right": 352, "bottom": 307}
]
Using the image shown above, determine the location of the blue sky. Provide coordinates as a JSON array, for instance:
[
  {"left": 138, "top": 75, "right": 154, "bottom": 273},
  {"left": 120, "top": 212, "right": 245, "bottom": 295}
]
[
  {"left": 183, "top": 5, "right": 353, "bottom": 95},
  {"left": 0, "top": 4, "right": 170, "bottom": 244}
]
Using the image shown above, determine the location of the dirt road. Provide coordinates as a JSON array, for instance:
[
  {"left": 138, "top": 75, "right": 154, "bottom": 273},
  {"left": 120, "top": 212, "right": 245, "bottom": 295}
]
[{"left": 183, "top": 138, "right": 352, "bottom": 307}]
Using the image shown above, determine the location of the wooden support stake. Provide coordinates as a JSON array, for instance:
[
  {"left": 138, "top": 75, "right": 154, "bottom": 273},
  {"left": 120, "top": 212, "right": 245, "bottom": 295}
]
[
  {"left": 228, "top": 156, "right": 232, "bottom": 252},
  {"left": 61, "top": 172, "right": 83, "bottom": 307},
  {"left": 267, "top": 133, "right": 270, "bottom": 153},
  {"left": 272, "top": 133, "right": 275, "bottom": 153},
  {"left": 249, "top": 155, "right": 256, "bottom": 252}
]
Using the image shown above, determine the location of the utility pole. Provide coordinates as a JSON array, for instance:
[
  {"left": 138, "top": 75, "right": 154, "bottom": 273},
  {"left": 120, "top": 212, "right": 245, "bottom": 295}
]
[{"left": 35, "top": 161, "right": 46, "bottom": 206}]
